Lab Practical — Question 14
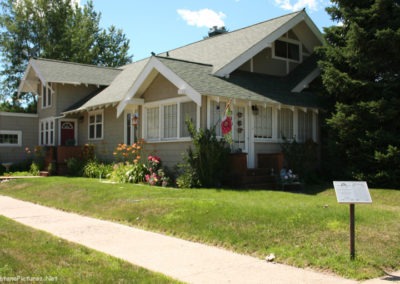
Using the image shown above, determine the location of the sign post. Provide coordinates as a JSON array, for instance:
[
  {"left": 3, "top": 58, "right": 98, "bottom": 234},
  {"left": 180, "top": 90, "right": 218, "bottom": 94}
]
[{"left": 333, "top": 181, "right": 372, "bottom": 260}]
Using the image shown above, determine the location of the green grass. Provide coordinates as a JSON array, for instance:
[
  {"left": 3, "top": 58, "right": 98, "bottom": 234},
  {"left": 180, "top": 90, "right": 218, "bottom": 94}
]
[
  {"left": 1, "top": 177, "right": 399, "bottom": 280},
  {"left": 0, "top": 215, "right": 179, "bottom": 283}
]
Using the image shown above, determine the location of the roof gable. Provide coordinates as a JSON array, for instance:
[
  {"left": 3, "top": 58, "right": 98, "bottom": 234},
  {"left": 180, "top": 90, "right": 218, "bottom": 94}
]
[
  {"left": 19, "top": 58, "right": 121, "bottom": 93},
  {"left": 116, "top": 57, "right": 202, "bottom": 117},
  {"left": 159, "top": 10, "right": 323, "bottom": 77}
]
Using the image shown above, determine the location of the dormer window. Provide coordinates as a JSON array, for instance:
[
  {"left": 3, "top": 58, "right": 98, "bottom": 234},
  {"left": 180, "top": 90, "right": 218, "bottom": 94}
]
[
  {"left": 274, "top": 40, "right": 300, "bottom": 62},
  {"left": 41, "top": 82, "right": 52, "bottom": 109}
]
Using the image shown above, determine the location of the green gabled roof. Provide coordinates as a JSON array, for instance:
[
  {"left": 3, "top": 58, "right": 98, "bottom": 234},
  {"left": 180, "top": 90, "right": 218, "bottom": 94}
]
[
  {"left": 157, "top": 56, "right": 323, "bottom": 109},
  {"left": 67, "top": 58, "right": 150, "bottom": 112},
  {"left": 30, "top": 58, "right": 121, "bottom": 86},
  {"left": 158, "top": 11, "right": 302, "bottom": 74}
]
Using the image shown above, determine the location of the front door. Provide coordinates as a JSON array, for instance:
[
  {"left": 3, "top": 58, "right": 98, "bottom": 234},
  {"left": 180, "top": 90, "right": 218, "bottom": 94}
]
[
  {"left": 232, "top": 105, "right": 247, "bottom": 153},
  {"left": 60, "top": 121, "right": 75, "bottom": 145}
]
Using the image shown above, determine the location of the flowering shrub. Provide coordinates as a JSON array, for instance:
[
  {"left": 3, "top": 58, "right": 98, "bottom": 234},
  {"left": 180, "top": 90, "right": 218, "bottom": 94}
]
[
  {"left": 110, "top": 141, "right": 170, "bottom": 186},
  {"left": 145, "top": 155, "right": 170, "bottom": 187},
  {"left": 25, "top": 146, "right": 45, "bottom": 170},
  {"left": 111, "top": 140, "right": 147, "bottom": 183},
  {"left": 113, "top": 139, "right": 144, "bottom": 163}
]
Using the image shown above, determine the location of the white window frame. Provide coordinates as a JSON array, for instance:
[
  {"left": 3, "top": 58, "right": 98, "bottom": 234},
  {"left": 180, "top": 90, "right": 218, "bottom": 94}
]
[
  {"left": 143, "top": 97, "right": 199, "bottom": 142},
  {"left": 0, "top": 130, "right": 22, "bottom": 147},
  {"left": 39, "top": 118, "right": 55, "bottom": 146},
  {"left": 88, "top": 110, "right": 104, "bottom": 140},
  {"left": 41, "top": 82, "right": 53, "bottom": 109}
]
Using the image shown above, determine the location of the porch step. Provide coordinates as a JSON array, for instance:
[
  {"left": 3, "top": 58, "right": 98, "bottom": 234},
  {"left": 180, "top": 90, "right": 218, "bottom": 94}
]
[{"left": 225, "top": 169, "right": 279, "bottom": 189}]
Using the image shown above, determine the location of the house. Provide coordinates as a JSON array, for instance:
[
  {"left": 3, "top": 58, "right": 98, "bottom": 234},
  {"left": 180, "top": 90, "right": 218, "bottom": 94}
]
[{"left": 0, "top": 10, "right": 324, "bottom": 175}]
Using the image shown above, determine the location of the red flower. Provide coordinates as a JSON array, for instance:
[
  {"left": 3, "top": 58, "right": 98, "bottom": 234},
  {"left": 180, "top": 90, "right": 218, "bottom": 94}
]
[{"left": 221, "top": 116, "right": 232, "bottom": 135}]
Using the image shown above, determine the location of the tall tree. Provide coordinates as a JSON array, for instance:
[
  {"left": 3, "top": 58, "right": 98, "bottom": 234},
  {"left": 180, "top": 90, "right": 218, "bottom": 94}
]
[
  {"left": 317, "top": 0, "right": 400, "bottom": 187},
  {"left": 0, "top": 0, "right": 133, "bottom": 110}
]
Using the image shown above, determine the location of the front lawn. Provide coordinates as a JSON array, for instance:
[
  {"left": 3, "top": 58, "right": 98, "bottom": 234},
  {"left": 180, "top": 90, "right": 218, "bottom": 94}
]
[
  {"left": 0, "top": 215, "right": 179, "bottom": 283},
  {"left": 1, "top": 177, "right": 399, "bottom": 280}
]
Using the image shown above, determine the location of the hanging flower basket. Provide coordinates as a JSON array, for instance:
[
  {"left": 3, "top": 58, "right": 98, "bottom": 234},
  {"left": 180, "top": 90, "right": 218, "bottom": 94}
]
[{"left": 221, "top": 116, "right": 232, "bottom": 135}]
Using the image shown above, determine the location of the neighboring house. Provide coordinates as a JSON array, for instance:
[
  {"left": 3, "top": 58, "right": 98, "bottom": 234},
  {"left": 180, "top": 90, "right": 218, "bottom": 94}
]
[{"left": 1, "top": 10, "right": 324, "bottom": 173}]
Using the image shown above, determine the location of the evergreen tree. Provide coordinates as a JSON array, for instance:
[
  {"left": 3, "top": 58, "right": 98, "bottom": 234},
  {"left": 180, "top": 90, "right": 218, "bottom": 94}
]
[
  {"left": 317, "top": 0, "right": 400, "bottom": 187},
  {"left": 0, "top": 0, "right": 133, "bottom": 110}
]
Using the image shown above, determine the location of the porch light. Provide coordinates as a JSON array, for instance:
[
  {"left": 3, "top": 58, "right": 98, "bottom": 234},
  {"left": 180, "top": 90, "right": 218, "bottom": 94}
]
[
  {"left": 251, "top": 105, "right": 259, "bottom": 115},
  {"left": 132, "top": 113, "right": 139, "bottom": 126}
]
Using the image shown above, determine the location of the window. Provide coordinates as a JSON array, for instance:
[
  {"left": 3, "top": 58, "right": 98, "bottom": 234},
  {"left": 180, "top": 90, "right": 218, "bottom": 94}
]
[
  {"left": 144, "top": 100, "right": 198, "bottom": 141},
  {"left": 298, "top": 110, "right": 313, "bottom": 142},
  {"left": 0, "top": 130, "right": 22, "bottom": 147},
  {"left": 209, "top": 100, "right": 226, "bottom": 137},
  {"left": 164, "top": 104, "right": 177, "bottom": 138},
  {"left": 278, "top": 108, "right": 293, "bottom": 139},
  {"left": 274, "top": 40, "right": 300, "bottom": 62},
  {"left": 41, "top": 82, "right": 52, "bottom": 108},
  {"left": 88, "top": 110, "right": 103, "bottom": 140},
  {"left": 40, "top": 119, "right": 55, "bottom": 145},
  {"left": 146, "top": 107, "right": 159, "bottom": 139},
  {"left": 254, "top": 107, "right": 272, "bottom": 139},
  {"left": 180, "top": 101, "right": 197, "bottom": 137}
]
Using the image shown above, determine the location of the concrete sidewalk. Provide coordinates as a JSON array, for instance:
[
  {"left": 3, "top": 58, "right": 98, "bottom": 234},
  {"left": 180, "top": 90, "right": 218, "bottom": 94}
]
[{"left": 0, "top": 195, "right": 396, "bottom": 284}]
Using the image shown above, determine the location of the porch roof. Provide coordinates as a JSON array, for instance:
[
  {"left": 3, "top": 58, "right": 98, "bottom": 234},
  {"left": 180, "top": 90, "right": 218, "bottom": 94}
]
[{"left": 157, "top": 56, "right": 323, "bottom": 109}]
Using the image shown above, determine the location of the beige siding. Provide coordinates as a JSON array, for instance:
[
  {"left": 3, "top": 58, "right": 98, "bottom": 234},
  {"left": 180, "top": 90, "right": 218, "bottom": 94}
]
[
  {"left": 292, "top": 22, "right": 321, "bottom": 54},
  {"left": 38, "top": 83, "right": 56, "bottom": 119},
  {"left": 0, "top": 113, "right": 38, "bottom": 164},
  {"left": 237, "top": 48, "right": 290, "bottom": 76},
  {"left": 142, "top": 74, "right": 183, "bottom": 102},
  {"left": 55, "top": 84, "right": 98, "bottom": 115},
  {"left": 77, "top": 106, "right": 124, "bottom": 162},
  {"left": 145, "top": 141, "right": 192, "bottom": 169}
]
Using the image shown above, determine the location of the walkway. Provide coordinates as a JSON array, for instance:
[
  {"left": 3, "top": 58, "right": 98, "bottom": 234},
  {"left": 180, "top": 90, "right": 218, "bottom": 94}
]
[{"left": 0, "top": 196, "right": 397, "bottom": 284}]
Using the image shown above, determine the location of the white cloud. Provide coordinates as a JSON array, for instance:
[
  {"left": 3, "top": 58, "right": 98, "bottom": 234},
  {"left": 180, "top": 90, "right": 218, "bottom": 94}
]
[
  {"left": 177, "top": 8, "right": 226, "bottom": 28},
  {"left": 274, "top": 0, "right": 320, "bottom": 12}
]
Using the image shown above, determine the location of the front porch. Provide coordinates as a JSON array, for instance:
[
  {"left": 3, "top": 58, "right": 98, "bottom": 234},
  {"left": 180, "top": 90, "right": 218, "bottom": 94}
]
[{"left": 225, "top": 152, "right": 302, "bottom": 190}]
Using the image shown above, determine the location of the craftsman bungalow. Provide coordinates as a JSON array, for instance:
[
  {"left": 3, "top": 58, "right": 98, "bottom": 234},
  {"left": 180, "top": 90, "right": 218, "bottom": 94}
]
[{"left": 0, "top": 10, "right": 323, "bottom": 173}]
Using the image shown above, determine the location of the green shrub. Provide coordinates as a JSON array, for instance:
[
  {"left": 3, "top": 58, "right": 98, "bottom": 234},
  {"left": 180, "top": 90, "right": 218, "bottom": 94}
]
[
  {"left": 65, "top": 157, "right": 83, "bottom": 176},
  {"left": 29, "top": 162, "right": 40, "bottom": 176},
  {"left": 177, "top": 120, "right": 230, "bottom": 188},
  {"left": 110, "top": 162, "right": 147, "bottom": 183},
  {"left": 281, "top": 138, "right": 319, "bottom": 183},
  {"left": 83, "top": 160, "right": 113, "bottom": 179}
]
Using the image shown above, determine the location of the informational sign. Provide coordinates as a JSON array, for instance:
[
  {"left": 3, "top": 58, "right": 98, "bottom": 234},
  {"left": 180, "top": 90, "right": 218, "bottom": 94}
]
[{"left": 333, "top": 181, "right": 372, "bottom": 204}]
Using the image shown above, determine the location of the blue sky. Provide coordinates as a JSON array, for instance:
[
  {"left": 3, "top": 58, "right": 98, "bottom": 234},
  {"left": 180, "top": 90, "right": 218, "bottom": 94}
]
[{"left": 82, "top": 0, "right": 335, "bottom": 61}]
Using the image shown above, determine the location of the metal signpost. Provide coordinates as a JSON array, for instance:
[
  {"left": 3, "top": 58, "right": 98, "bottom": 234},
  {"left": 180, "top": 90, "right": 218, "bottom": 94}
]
[{"left": 333, "top": 181, "right": 372, "bottom": 260}]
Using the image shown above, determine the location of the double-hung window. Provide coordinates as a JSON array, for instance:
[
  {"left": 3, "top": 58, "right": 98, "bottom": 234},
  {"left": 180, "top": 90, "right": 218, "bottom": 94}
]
[
  {"left": 40, "top": 119, "right": 55, "bottom": 145},
  {"left": 278, "top": 108, "right": 293, "bottom": 140},
  {"left": 88, "top": 110, "right": 103, "bottom": 140},
  {"left": 145, "top": 100, "right": 197, "bottom": 141},
  {"left": 254, "top": 106, "right": 273, "bottom": 139},
  {"left": 0, "top": 130, "right": 22, "bottom": 147},
  {"left": 41, "top": 82, "right": 52, "bottom": 109},
  {"left": 163, "top": 104, "right": 178, "bottom": 138}
]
